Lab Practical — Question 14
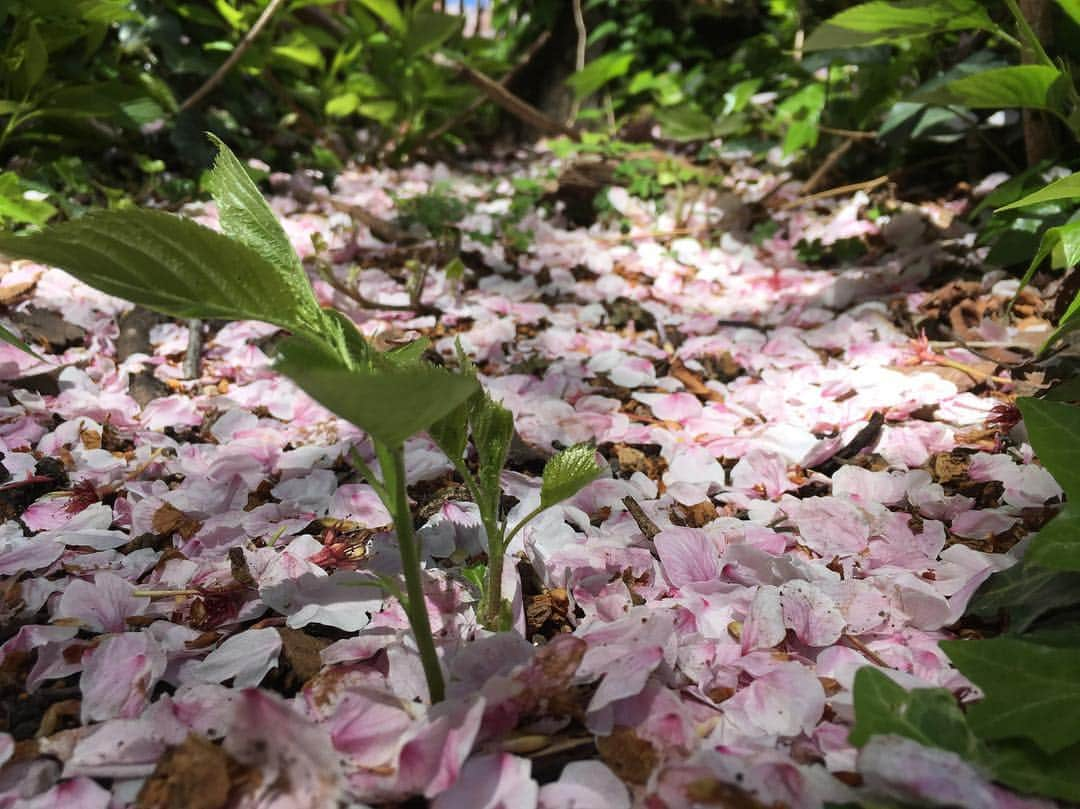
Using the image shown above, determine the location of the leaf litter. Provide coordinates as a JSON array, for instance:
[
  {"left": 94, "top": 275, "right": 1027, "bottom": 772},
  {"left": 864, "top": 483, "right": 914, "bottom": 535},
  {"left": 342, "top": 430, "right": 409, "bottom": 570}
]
[{"left": 0, "top": 152, "right": 1067, "bottom": 808}]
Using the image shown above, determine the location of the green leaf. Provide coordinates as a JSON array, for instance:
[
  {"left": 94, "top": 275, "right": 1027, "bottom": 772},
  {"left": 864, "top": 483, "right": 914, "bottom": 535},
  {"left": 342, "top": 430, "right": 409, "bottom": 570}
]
[
  {"left": 942, "top": 637, "right": 1080, "bottom": 753},
  {"left": 566, "top": 52, "right": 634, "bottom": 101},
  {"left": 404, "top": 10, "right": 462, "bottom": 58},
  {"left": 540, "top": 443, "right": 602, "bottom": 510},
  {"left": 325, "top": 92, "right": 359, "bottom": 117},
  {"left": 20, "top": 23, "right": 48, "bottom": 93},
  {"left": 358, "top": 0, "right": 406, "bottom": 34},
  {"left": 272, "top": 33, "right": 325, "bottom": 70},
  {"left": 1015, "top": 219, "right": 1080, "bottom": 300},
  {"left": 0, "top": 322, "right": 43, "bottom": 360},
  {"left": 1026, "top": 503, "right": 1080, "bottom": 569},
  {"left": 471, "top": 394, "right": 514, "bottom": 513},
  {"left": 0, "top": 173, "right": 55, "bottom": 228},
  {"left": 1017, "top": 398, "right": 1080, "bottom": 497},
  {"left": 1045, "top": 375, "right": 1080, "bottom": 402},
  {"left": 997, "top": 172, "right": 1080, "bottom": 211},
  {"left": 1044, "top": 286, "right": 1080, "bottom": 350},
  {"left": 275, "top": 337, "right": 479, "bottom": 447},
  {"left": 913, "top": 65, "right": 1069, "bottom": 114},
  {"left": 654, "top": 104, "right": 715, "bottom": 141},
  {"left": 429, "top": 401, "right": 470, "bottom": 463},
  {"left": 848, "top": 667, "right": 983, "bottom": 759},
  {"left": 1056, "top": 0, "right": 1080, "bottom": 27},
  {"left": 804, "top": 0, "right": 995, "bottom": 51},
  {"left": 0, "top": 210, "right": 325, "bottom": 336},
  {"left": 204, "top": 134, "right": 304, "bottom": 278},
  {"left": 967, "top": 558, "right": 1080, "bottom": 633},
  {"left": 988, "top": 738, "right": 1080, "bottom": 803}
]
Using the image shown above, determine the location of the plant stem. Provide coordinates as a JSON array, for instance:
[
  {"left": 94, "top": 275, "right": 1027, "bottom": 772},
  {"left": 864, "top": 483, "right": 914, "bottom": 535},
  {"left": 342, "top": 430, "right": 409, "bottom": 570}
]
[
  {"left": 449, "top": 456, "right": 506, "bottom": 630},
  {"left": 388, "top": 445, "right": 445, "bottom": 702}
]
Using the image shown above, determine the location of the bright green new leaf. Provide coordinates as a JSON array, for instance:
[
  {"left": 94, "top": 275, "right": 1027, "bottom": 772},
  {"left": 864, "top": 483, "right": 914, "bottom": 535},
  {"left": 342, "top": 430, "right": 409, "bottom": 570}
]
[
  {"left": 326, "top": 92, "right": 359, "bottom": 117},
  {"left": 275, "top": 337, "right": 479, "bottom": 447},
  {"left": 0, "top": 210, "right": 326, "bottom": 336},
  {"left": 988, "top": 738, "right": 1080, "bottom": 803},
  {"left": 204, "top": 135, "right": 305, "bottom": 278},
  {"left": 540, "top": 443, "right": 602, "bottom": 510},
  {"left": 942, "top": 637, "right": 1080, "bottom": 753},
  {"left": 804, "top": 0, "right": 994, "bottom": 51},
  {"left": 1056, "top": 0, "right": 1080, "bottom": 27},
  {"left": 848, "top": 667, "right": 983, "bottom": 759},
  {"left": 997, "top": 172, "right": 1080, "bottom": 212},
  {"left": 1014, "top": 220, "right": 1080, "bottom": 301},
  {"left": 1017, "top": 398, "right": 1080, "bottom": 497},
  {"left": 566, "top": 53, "right": 635, "bottom": 101},
  {"left": 471, "top": 394, "right": 514, "bottom": 512},
  {"left": 967, "top": 559, "right": 1080, "bottom": 633},
  {"left": 0, "top": 173, "right": 55, "bottom": 228},
  {"left": 913, "top": 66, "right": 1068, "bottom": 115},
  {"left": 358, "top": 0, "right": 406, "bottom": 34},
  {"left": 1026, "top": 503, "right": 1080, "bottom": 570}
]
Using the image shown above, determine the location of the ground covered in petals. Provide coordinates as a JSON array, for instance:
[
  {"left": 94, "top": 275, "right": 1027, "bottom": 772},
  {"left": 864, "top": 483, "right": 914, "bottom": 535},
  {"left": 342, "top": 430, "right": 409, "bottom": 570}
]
[{"left": 0, "top": 152, "right": 1064, "bottom": 808}]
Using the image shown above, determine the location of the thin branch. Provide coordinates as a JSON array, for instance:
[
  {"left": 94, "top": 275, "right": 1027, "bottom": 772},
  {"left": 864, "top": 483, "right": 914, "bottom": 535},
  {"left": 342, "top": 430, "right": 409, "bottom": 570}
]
[
  {"left": 781, "top": 173, "right": 890, "bottom": 209},
  {"left": 566, "top": 0, "right": 587, "bottom": 125},
  {"left": 179, "top": 0, "right": 288, "bottom": 113}
]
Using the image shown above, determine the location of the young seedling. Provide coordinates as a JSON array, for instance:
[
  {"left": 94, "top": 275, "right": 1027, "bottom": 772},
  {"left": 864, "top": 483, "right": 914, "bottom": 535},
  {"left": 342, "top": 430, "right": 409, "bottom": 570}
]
[{"left": 430, "top": 346, "right": 602, "bottom": 630}]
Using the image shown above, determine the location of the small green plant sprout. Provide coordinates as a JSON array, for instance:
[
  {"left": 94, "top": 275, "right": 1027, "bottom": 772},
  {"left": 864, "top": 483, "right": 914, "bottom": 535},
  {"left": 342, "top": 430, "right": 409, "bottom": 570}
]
[
  {"left": 430, "top": 344, "right": 603, "bottom": 630},
  {"left": 0, "top": 134, "right": 480, "bottom": 703}
]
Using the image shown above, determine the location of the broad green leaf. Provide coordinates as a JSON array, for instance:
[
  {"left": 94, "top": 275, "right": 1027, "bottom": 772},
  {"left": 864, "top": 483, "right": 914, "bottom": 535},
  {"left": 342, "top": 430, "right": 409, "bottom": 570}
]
[
  {"left": 275, "top": 337, "right": 479, "bottom": 447},
  {"left": 358, "top": 0, "right": 406, "bottom": 34},
  {"left": 471, "top": 394, "right": 514, "bottom": 513},
  {"left": 20, "top": 23, "right": 48, "bottom": 93},
  {"left": 1056, "top": 0, "right": 1080, "bottom": 27},
  {"left": 804, "top": 0, "right": 994, "bottom": 51},
  {"left": 404, "top": 10, "right": 462, "bottom": 58},
  {"left": 429, "top": 400, "right": 470, "bottom": 463},
  {"left": 1017, "top": 398, "right": 1080, "bottom": 497},
  {"left": 0, "top": 210, "right": 326, "bottom": 336},
  {"left": 384, "top": 338, "right": 431, "bottom": 367},
  {"left": 848, "top": 667, "right": 983, "bottom": 759},
  {"left": 1045, "top": 375, "right": 1080, "bottom": 402},
  {"left": 566, "top": 52, "right": 635, "bottom": 101},
  {"left": 942, "top": 637, "right": 1080, "bottom": 753},
  {"left": 1015, "top": 220, "right": 1080, "bottom": 300},
  {"left": 997, "top": 172, "right": 1080, "bottom": 211},
  {"left": 988, "top": 738, "right": 1080, "bottom": 803},
  {"left": 272, "top": 34, "right": 325, "bottom": 70},
  {"left": 1026, "top": 503, "right": 1080, "bottom": 569},
  {"left": 540, "top": 443, "right": 602, "bottom": 510},
  {"left": 914, "top": 66, "right": 1069, "bottom": 115},
  {"left": 967, "top": 559, "right": 1080, "bottom": 633}
]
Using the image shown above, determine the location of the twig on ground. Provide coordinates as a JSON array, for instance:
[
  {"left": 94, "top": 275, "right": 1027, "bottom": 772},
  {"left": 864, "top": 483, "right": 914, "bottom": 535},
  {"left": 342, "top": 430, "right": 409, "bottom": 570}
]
[
  {"left": 183, "top": 318, "right": 202, "bottom": 379},
  {"left": 782, "top": 174, "right": 890, "bottom": 209},
  {"left": 622, "top": 495, "right": 661, "bottom": 541}
]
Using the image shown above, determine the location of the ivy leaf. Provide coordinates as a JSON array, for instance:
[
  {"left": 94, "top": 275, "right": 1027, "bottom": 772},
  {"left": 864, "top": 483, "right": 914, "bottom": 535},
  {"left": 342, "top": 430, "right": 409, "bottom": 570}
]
[
  {"left": 540, "top": 443, "right": 602, "bottom": 510},
  {"left": 941, "top": 637, "right": 1080, "bottom": 754},
  {"left": 848, "top": 667, "right": 983, "bottom": 760},
  {"left": 0, "top": 210, "right": 326, "bottom": 337},
  {"left": 275, "top": 337, "right": 479, "bottom": 447},
  {"left": 967, "top": 559, "right": 1080, "bottom": 633}
]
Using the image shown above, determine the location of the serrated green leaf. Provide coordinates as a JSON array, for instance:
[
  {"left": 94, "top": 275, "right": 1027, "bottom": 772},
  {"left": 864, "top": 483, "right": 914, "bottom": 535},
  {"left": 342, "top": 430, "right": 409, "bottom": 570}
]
[
  {"left": 913, "top": 65, "right": 1069, "bottom": 114},
  {"left": 804, "top": 0, "right": 994, "bottom": 51},
  {"left": 204, "top": 135, "right": 305, "bottom": 279},
  {"left": 988, "top": 738, "right": 1080, "bottom": 803},
  {"left": 471, "top": 394, "right": 514, "bottom": 512},
  {"left": 967, "top": 559, "right": 1080, "bottom": 633},
  {"left": 275, "top": 337, "right": 479, "bottom": 447},
  {"left": 566, "top": 52, "right": 634, "bottom": 101},
  {"left": 1026, "top": 503, "right": 1080, "bottom": 570},
  {"left": 1017, "top": 398, "right": 1080, "bottom": 498},
  {"left": 997, "top": 172, "right": 1080, "bottom": 212},
  {"left": 0, "top": 210, "right": 326, "bottom": 336},
  {"left": 540, "top": 442, "right": 602, "bottom": 510},
  {"left": 942, "top": 637, "right": 1080, "bottom": 754},
  {"left": 848, "top": 667, "right": 983, "bottom": 759}
]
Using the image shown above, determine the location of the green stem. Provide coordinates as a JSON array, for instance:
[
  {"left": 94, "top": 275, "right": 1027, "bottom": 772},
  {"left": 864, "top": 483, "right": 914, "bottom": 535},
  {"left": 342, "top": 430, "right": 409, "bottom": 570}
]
[
  {"left": 502, "top": 504, "right": 545, "bottom": 553},
  {"left": 388, "top": 445, "right": 445, "bottom": 702},
  {"left": 449, "top": 456, "right": 506, "bottom": 629},
  {"left": 1003, "top": 0, "right": 1054, "bottom": 67}
]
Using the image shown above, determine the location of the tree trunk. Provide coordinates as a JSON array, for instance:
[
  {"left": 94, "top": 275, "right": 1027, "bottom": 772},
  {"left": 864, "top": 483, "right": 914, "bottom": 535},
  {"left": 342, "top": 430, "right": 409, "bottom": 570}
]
[{"left": 1019, "top": 0, "right": 1058, "bottom": 165}]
